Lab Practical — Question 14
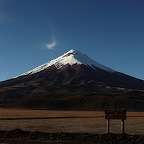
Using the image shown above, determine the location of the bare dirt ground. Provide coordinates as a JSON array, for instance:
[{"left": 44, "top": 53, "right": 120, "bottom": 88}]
[{"left": 0, "top": 109, "right": 144, "bottom": 135}]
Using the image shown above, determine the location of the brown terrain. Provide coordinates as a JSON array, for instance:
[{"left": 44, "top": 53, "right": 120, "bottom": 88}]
[
  {"left": 0, "top": 109, "right": 144, "bottom": 143},
  {"left": 0, "top": 109, "right": 144, "bottom": 134}
]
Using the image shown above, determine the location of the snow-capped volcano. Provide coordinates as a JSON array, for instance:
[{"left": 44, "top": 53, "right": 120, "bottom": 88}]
[
  {"left": 1, "top": 49, "right": 144, "bottom": 110},
  {"left": 21, "top": 49, "right": 115, "bottom": 76}
]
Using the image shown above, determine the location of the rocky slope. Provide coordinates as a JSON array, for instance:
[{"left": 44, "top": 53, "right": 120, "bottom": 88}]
[{"left": 0, "top": 50, "right": 144, "bottom": 110}]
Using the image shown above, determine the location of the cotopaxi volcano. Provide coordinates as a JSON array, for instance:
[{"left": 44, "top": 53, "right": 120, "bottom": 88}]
[{"left": 0, "top": 50, "right": 144, "bottom": 110}]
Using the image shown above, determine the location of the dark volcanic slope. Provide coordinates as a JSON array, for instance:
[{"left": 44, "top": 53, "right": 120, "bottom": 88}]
[
  {"left": 0, "top": 49, "right": 144, "bottom": 110},
  {"left": 1, "top": 64, "right": 144, "bottom": 92},
  {"left": 0, "top": 64, "right": 144, "bottom": 110}
]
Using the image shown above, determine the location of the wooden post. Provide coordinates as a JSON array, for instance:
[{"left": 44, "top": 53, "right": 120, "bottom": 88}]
[
  {"left": 121, "top": 119, "right": 125, "bottom": 134},
  {"left": 107, "top": 119, "right": 110, "bottom": 133}
]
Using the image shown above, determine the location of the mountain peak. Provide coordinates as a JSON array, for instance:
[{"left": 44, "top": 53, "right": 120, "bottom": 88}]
[
  {"left": 66, "top": 49, "right": 77, "bottom": 53},
  {"left": 62, "top": 49, "right": 82, "bottom": 57},
  {"left": 19, "top": 49, "right": 115, "bottom": 77}
]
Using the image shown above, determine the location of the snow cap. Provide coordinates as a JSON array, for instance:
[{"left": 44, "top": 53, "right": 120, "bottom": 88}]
[{"left": 20, "top": 49, "right": 115, "bottom": 76}]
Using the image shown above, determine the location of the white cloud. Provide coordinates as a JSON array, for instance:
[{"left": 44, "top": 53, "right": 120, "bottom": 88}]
[{"left": 45, "top": 39, "right": 56, "bottom": 50}]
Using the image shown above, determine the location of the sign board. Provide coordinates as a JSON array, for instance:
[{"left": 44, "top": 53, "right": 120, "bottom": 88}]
[
  {"left": 105, "top": 109, "right": 126, "bottom": 133},
  {"left": 105, "top": 109, "right": 126, "bottom": 120}
]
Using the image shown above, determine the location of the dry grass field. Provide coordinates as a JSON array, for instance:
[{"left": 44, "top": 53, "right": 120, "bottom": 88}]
[{"left": 0, "top": 109, "right": 144, "bottom": 135}]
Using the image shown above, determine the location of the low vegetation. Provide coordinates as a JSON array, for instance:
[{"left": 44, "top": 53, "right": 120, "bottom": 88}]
[
  {"left": 0, "top": 109, "right": 143, "bottom": 134},
  {"left": 0, "top": 109, "right": 144, "bottom": 143},
  {"left": 0, "top": 129, "right": 144, "bottom": 144}
]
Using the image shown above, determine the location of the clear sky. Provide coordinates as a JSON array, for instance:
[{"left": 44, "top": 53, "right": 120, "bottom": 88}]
[{"left": 0, "top": 0, "right": 144, "bottom": 81}]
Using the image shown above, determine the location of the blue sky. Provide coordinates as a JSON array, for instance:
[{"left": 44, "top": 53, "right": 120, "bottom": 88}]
[{"left": 0, "top": 0, "right": 144, "bottom": 81}]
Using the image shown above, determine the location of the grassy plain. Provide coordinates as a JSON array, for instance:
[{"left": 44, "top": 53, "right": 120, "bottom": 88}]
[{"left": 0, "top": 109, "right": 144, "bottom": 134}]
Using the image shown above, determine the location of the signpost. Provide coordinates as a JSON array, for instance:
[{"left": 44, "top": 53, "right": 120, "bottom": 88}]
[{"left": 105, "top": 109, "right": 126, "bottom": 133}]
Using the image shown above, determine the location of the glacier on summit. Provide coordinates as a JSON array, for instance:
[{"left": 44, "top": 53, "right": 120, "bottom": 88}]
[{"left": 18, "top": 49, "right": 115, "bottom": 77}]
